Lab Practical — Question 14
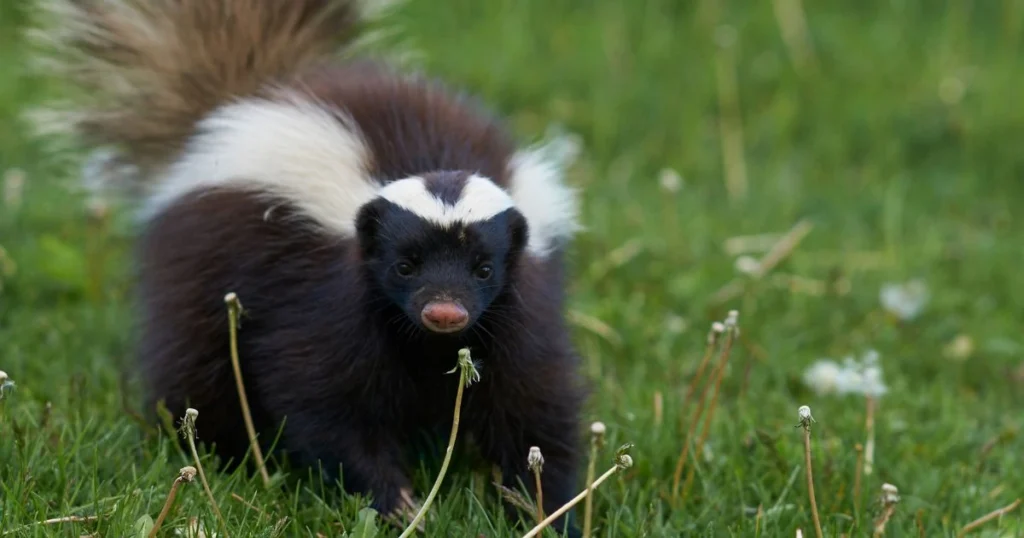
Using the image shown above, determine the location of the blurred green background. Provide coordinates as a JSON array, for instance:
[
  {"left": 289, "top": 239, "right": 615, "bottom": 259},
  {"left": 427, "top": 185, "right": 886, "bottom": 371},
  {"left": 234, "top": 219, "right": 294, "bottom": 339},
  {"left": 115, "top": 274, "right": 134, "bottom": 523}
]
[{"left": 2, "top": 0, "right": 1022, "bottom": 536}]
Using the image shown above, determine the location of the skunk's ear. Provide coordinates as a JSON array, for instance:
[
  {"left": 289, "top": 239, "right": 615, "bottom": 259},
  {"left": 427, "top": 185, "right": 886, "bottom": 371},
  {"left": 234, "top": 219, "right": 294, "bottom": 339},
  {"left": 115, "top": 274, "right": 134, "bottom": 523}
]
[
  {"left": 507, "top": 209, "right": 529, "bottom": 259},
  {"left": 355, "top": 198, "right": 388, "bottom": 260}
]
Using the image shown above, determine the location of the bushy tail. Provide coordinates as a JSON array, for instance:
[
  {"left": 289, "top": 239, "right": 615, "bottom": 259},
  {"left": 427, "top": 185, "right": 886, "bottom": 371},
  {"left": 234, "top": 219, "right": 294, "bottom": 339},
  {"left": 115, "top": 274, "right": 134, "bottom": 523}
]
[{"left": 26, "top": 0, "right": 375, "bottom": 188}]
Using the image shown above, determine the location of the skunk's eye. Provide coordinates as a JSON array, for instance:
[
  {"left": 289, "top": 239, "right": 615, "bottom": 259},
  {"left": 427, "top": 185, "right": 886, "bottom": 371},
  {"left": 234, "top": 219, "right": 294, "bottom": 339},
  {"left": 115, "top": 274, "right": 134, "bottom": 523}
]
[
  {"left": 395, "top": 260, "right": 417, "bottom": 278},
  {"left": 473, "top": 263, "right": 493, "bottom": 281}
]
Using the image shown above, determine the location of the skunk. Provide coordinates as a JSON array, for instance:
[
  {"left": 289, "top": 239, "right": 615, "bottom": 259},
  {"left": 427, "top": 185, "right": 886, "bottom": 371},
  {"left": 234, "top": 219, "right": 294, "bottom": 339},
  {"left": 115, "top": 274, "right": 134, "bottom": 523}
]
[{"left": 29, "top": 0, "right": 587, "bottom": 535}]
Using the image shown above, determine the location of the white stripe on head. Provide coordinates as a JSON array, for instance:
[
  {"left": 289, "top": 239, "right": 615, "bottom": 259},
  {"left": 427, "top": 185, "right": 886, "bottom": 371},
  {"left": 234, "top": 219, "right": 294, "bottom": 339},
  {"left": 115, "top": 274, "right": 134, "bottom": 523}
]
[
  {"left": 141, "top": 91, "right": 379, "bottom": 235},
  {"left": 378, "top": 174, "right": 515, "bottom": 226}
]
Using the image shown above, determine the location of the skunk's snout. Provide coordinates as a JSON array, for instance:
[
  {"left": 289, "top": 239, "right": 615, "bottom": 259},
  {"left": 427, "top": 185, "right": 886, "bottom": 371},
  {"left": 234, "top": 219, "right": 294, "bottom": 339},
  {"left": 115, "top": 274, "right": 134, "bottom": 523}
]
[{"left": 420, "top": 301, "right": 469, "bottom": 333}]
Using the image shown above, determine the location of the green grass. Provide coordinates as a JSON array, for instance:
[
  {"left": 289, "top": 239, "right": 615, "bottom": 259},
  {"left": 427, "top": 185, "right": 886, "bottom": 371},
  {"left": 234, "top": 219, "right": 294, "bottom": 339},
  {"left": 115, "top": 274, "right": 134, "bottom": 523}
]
[{"left": 2, "top": 0, "right": 1024, "bottom": 536}]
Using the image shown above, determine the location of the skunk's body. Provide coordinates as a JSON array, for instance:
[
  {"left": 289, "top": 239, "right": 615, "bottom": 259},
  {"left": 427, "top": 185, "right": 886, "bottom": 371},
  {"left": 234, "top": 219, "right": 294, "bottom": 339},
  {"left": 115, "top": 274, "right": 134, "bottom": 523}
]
[{"left": 31, "top": 0, "right": 586, "bottom": 535}]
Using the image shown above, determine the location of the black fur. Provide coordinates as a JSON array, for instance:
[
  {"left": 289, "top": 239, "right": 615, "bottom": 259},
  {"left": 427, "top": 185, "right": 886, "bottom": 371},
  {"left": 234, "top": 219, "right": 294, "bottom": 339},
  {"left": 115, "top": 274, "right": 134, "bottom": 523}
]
[{"left": 137, "top": 69, "right": 587, "bottom": 536}]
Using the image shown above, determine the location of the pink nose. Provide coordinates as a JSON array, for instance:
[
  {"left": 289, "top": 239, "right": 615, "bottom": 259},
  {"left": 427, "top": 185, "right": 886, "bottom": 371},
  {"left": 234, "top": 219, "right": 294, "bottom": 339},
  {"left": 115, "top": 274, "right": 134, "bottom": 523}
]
[{"left": 421, "top": 302, "right": 469, "bottom": 333}]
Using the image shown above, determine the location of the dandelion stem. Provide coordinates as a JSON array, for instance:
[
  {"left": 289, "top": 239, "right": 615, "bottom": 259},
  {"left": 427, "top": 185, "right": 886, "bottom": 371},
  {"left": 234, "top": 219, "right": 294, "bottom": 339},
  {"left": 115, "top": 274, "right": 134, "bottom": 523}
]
[
  {"left": 581, "top": 450, "right": 597, "bottom": 536},
  {"left": 771, "top": 0, "right": 818, "bottom": 75},
  {"left": 528, "top": 446, "right": 546, "bottom": 522},
  {"left": 681, "top": 313, "right": 740, "bottom": 502},
  {"left": 798, "top": 406, "right": 824, "bottom": 538},
  {"left": 872, "top": 483, "right": 901, "bottom": 536},
  {"left": 863, "top": 396, "right": 876, "bottom": 476},
  {"left": 671, "top": 324, "right": 721, "bottom": 501},
  {"left": 582, "top": 422, "right": 605, "bottom": 538},
  {"left": 957, "top": 498, "right": 1021, "bottom": 537},
  {"left": 533, "top": 468, "right": 544, "bottom": 522},
  {"left": 149, "top": 467, "right": 195, "bottom": 538},
  {"left": 224, "top": 293, "right": 271, "bottom": 488},
  {"left": 714, "top": 25, "right": 748, "bottom": 202},
  {"left": 653, "top": 391, "right": 663, "bottom": 428},
  {"left": 803, "top": 426, "right": 824, "bottom": 538},
  {"left": 397, "top": 348, "right": 479, "bottom": 538},
  {"left": 0, "top": 515, "right": 99, "bottom": 535},
  {"left": 521, "top": 453, "right": 633, "bottom": 538},
  {"left": 853, "top": 443, "right": 864, "bottom": 521},
  {"left": 181, "top": 409, "right": 228, "bottom": 537}
]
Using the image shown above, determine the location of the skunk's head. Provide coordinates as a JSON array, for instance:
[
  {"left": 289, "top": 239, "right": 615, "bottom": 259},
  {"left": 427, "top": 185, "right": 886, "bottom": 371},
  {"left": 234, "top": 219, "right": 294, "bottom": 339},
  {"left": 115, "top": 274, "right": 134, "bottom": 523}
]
[{"left": 355, "top": 172, "right": 528, "bottom": 335}]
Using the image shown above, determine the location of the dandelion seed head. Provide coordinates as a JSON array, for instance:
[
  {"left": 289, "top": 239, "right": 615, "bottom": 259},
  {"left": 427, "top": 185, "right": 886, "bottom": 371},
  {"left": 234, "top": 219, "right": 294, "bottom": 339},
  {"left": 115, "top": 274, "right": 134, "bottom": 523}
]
[
  {"left": 880, "top": 279, "right": 929, "bottom": 320},
  {"left": 798, "top": 405, "right": 812, "bottom": 421},
  {"left": 616, "top": 454, "right": 633, "bottom": 469},
  {"left": 180, "top": 466, "right": 197, "bottom": 482},
  {"left": 881, "top": 483, "right": 900, "bottom": 504},
  {"left": 528, "top": 446, "right": 544, "bottom": 472},
  {"left": 185, "top": 408, "right": 199, "bottom": 420},
  {"left": 452, "top": 347, "right": 482, "bottom": 386},
  {"left": 590, "top": 421, "right": 606, "bottom": 436},
  {"left": 725, "top": 310, "right": 739, "bottom": 328},
  {"left": 658, "top": 168, "right": 683, "bottom": 193}
]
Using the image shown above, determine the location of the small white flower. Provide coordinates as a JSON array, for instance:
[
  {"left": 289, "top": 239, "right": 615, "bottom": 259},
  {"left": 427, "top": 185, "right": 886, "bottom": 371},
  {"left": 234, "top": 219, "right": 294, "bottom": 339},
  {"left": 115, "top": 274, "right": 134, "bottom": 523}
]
[
  {"left": 0, "top": 370, "right": 14, "bottom": 400},
  {"left": 860, "top": 364, "right": 888, "bottom": 398},
  {"left": 802, "top": 359, "right": 842, "bottom": 395},
  {"left": 880, "top": 279, "right": 929, "bottom": 320},
  {"left": 803, "top": 350, "right": 887, "bottom": 398},
  {"left": 658, "top": 168, "right": 683, "bottom": 193}
]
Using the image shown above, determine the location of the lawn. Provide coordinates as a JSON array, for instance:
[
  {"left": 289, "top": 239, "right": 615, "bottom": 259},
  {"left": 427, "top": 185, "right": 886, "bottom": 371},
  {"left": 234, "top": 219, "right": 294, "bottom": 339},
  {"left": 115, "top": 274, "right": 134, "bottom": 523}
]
[{"left": 2, "top": 0, "right": 1023, "bottom": 536}]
